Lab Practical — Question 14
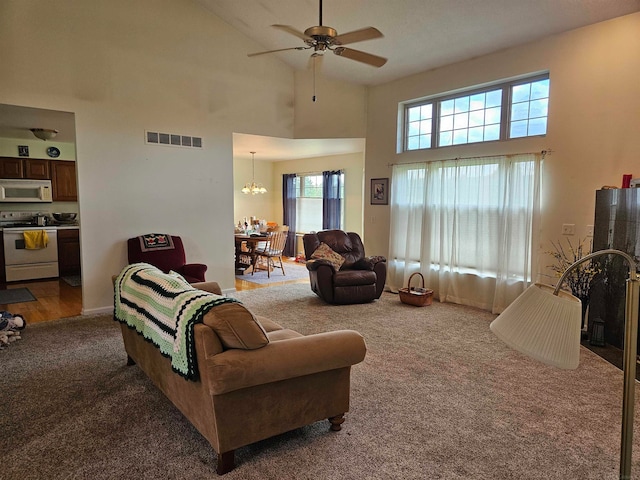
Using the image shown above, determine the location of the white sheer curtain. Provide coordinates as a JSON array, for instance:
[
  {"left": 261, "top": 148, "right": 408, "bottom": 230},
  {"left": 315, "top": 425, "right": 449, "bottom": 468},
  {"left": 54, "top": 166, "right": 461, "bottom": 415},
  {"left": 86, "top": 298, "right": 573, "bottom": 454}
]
[{"left": 388, "top": 153, "right": 541, "bottom": 313}]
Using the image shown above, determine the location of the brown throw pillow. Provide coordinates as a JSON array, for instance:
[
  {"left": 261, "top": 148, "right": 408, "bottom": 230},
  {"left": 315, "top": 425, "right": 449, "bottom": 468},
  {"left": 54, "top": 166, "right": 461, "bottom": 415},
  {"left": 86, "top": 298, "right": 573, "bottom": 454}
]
[
  {"left": 311, "top": 242, "right": 345, "bottom": 270},
  {"left": 202, "top": 302, "right": 269, "bottom": 350}
]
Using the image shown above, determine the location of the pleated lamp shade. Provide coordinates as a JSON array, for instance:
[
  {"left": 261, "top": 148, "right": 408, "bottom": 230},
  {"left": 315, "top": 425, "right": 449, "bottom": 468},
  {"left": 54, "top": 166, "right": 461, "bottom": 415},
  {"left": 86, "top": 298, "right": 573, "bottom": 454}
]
[{"left": 490, "top": 283, "right": 582, "bottom": 369}]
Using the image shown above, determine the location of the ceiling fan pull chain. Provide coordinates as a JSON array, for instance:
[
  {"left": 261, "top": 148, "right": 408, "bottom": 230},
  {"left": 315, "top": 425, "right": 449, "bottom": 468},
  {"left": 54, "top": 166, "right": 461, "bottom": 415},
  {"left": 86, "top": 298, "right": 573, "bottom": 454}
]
[{"left": 312, "top": 55, "right": 317, "bottom": 102}]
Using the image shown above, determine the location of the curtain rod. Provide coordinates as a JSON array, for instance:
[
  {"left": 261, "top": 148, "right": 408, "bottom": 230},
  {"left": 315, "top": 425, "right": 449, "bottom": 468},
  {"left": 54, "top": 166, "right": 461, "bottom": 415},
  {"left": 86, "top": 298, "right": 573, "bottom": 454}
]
[
  {"left": 386, "top": 149, "right": 553, "bottom": 167},
  {"left": 284, "top": 169, "right": 345, "bottom": 176}
]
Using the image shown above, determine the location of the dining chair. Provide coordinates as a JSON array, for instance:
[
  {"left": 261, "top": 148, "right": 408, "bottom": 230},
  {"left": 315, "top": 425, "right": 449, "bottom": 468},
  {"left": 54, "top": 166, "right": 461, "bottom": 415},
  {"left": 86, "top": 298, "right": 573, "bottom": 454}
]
[{"left": 252, "top": 226, "right": 289, "bottom": 277}]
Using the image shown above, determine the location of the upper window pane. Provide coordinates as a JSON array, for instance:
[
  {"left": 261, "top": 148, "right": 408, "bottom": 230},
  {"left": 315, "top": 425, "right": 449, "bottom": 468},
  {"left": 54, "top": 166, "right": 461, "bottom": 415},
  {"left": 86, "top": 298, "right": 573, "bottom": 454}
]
[
  {"left": 403, "top": 73, "right": 549, "bottom": 151},
  {"left": 406, "top": 103, "right": 434, "bottom": 151},
  {"left": 437, "top": 88, "right": 502, "bottom": 147},
  {"left": 509, "top": 78, "right": 549, "bottom": 139}
]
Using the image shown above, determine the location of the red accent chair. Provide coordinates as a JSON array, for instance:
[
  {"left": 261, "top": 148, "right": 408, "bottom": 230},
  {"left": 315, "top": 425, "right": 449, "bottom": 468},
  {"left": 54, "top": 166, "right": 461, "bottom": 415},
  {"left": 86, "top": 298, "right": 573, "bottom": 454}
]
[{"left": 127, "top": 235, "right": 207, "bottom": 283}]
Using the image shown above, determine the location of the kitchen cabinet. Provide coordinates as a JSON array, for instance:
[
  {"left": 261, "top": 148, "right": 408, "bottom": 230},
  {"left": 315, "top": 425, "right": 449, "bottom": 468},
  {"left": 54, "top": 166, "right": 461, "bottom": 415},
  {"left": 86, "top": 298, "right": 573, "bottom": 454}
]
[
  {"left": 0, "top": 158, "right": 23, "bottom": 178},
  {"left": 24, "top": 159, "right": 50, "bottom": 179},
  {"left": 57, "top": 229, "right": 81, "bottom": 276},
  {"left": 51, "top": 161, "right": 77, "bottom": 201},
  {"left": 0, "top": 158, "right": 50, "bottom": 179}
]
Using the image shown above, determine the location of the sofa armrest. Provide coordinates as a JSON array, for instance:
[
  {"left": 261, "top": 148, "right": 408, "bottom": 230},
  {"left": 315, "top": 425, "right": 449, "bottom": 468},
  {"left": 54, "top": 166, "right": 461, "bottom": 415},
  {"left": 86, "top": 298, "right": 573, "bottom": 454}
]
[
  {"left": 367, "top": 255, "right": 386, "bottom": 264},
  {"left": 204, "top": 330, "right": 366, "bottom": 395},
  {"left": 191, "top": 281, "right": 222, "bottom": 295}
]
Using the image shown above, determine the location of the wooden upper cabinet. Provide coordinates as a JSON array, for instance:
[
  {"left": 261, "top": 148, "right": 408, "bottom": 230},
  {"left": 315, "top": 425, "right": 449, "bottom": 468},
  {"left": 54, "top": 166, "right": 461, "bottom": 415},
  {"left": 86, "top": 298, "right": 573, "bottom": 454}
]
[
  {"left": 51, "top": 161, "right": 78, "bottom": 202},
  {"left": 24, "top": 159, "right": 50, "bottom": 179},
  {"left": 0, "top": 157, "right": 24, "bottom": 178},
  {"left": 0, "top": 157, "right": 51, "bottom": 179}
]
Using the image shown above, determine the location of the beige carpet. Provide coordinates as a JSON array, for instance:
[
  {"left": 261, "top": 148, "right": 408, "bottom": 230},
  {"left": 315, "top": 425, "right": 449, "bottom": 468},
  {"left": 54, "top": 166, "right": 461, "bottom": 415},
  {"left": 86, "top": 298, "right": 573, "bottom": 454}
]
[{"left": 2, "top": 284, "right": 639, "bottom": 479}]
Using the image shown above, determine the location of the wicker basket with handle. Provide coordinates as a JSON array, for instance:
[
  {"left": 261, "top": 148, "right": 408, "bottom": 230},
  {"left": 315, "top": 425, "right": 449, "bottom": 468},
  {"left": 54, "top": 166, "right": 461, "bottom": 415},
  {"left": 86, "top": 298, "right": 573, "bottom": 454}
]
[{"left": 399, "top": 272, "right": 433, "bottom": 307}]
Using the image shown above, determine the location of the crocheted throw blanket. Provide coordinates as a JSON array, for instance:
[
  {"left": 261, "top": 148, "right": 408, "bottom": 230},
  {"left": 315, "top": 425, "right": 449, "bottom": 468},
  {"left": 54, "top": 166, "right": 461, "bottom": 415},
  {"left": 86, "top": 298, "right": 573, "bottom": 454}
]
[{"left": 114, "top": 263, "right": 237, "bottom": 380}]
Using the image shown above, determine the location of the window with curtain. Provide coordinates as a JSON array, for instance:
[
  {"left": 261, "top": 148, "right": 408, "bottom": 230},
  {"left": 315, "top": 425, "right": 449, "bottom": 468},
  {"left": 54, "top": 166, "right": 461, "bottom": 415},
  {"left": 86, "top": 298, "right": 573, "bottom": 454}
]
[
  {"left": 293, "top": 171, "right": 344, "bottom": 233},
  {"left": 387, "top": 153, "right": 541, "bottom": 313}
]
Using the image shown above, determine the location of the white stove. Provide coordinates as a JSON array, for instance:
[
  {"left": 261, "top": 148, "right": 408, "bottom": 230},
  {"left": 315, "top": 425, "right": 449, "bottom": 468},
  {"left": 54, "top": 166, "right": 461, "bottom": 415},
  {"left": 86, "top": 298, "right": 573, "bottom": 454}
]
[{"left": 0, "top": 211, "right": 59, "bottom": 282}]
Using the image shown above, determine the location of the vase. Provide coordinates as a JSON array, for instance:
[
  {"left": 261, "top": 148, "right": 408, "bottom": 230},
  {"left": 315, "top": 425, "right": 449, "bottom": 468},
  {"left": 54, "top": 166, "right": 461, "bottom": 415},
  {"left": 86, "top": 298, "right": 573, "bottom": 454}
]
[{"left": 579, "top": 296, "right": 589, "bottom": 333}]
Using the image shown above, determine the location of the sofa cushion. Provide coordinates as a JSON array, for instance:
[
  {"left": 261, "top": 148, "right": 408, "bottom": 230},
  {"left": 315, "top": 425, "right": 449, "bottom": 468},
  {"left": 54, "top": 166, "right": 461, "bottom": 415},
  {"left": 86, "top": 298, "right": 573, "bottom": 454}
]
[
  {"left": 310, "top": 242, "right": 345, "bottom": 270},
  {"left": 202, "top": 303, "right": 269, "bottom": 350},
  {"left": 256, "top": 316, "right": 284, "bottom": 333},
  {"left": 267, "top": 329, "right": 304, "bottom": 342}
]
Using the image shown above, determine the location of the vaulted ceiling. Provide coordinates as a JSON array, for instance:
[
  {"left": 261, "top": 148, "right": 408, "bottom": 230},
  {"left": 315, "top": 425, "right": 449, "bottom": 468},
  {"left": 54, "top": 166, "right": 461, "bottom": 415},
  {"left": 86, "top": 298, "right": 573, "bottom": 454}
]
[{"left": 197, "top": 0, "right": 640, "bottom": 86}]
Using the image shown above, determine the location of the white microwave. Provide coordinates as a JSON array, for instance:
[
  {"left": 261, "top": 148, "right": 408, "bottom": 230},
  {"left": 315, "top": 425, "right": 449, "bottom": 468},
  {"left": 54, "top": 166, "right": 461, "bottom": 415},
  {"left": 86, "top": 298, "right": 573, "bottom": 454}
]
[{"left": 0, "top": 179, "right": 53, "bottom": 203}]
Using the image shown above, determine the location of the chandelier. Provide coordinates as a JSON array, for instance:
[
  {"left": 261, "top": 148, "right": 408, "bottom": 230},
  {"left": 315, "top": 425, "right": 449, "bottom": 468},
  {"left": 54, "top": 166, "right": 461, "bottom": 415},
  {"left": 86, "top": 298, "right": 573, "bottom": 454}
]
[{"left": 241, "top": 151, "right": 267, "bottom": 195}]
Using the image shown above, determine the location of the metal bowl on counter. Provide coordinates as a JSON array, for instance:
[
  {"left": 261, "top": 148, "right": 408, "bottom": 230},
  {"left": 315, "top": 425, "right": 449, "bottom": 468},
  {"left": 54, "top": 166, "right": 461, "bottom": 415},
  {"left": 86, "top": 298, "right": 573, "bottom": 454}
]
[{"left": 52, "top": 212, "right": 78, "bottom": 223}]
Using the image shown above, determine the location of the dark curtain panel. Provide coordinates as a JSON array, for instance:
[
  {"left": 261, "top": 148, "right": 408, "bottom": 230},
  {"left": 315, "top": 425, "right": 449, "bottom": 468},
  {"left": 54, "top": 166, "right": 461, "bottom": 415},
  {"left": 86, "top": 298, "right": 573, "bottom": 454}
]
[
  {"left": 282, "top": 173, "right": 297, "bottom": 257},
  {"left": 322, "top": 170, "right": 342, "bottom": 230}
]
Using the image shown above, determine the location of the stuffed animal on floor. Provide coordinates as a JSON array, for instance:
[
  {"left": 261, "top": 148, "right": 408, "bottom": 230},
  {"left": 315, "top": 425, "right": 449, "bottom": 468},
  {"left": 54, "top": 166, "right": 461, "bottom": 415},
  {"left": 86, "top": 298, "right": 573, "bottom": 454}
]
[{"left": 0, "top": 311, "right": 26, "bottom": 349}]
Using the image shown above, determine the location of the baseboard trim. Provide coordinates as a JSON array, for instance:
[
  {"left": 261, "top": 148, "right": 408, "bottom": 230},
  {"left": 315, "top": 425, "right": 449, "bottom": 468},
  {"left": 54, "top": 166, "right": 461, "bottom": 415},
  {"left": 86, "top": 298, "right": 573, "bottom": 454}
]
[{"left": 82, "top": 306, "right": 114, "bottom": 316}]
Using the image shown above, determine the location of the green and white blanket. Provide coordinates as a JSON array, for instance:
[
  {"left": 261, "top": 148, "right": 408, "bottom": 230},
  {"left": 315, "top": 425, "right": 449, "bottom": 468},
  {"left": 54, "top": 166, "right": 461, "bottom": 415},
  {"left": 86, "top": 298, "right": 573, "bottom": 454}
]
[{"left": 114, "top": 263, "right": 237, "bottom": 380}]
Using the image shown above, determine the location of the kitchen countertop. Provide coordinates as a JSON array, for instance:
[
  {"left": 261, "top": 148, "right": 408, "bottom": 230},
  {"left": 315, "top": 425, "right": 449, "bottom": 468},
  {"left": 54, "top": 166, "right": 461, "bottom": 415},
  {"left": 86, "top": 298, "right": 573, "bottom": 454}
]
[
  {"left": 52, "top": 225, "right": 80, "bottom": 230},
  {"left": 0, "top": 225, "right": 79, "bottom": 231}
]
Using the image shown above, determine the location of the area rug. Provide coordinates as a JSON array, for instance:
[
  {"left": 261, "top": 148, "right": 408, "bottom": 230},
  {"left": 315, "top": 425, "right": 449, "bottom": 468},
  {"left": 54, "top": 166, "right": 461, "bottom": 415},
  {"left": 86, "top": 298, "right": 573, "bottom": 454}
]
[
  {"left": 62, "top": 275, "right": 82, "bottom": 287},
  {"left": 2, "top": 285, "right": 639, "bottom": 479},
  {"left": 236, "top": 260, "right": 309, "bottom": 285},
  {"left": 0, "top": 287, "right": 36, "bottom": 305}
]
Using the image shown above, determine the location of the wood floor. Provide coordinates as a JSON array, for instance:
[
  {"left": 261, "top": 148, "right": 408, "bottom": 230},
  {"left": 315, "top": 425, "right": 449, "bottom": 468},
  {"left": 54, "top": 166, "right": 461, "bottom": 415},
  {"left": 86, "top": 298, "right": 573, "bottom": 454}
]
[{"left": 4, "top": 259, "right": 307, "bottom": 325}]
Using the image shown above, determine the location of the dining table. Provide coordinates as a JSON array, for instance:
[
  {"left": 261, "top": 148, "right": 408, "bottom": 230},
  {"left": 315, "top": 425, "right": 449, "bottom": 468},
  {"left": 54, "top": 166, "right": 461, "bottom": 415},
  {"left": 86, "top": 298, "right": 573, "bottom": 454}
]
[{"left": 234, "top": 233, "right": 268, "bottom": 275}]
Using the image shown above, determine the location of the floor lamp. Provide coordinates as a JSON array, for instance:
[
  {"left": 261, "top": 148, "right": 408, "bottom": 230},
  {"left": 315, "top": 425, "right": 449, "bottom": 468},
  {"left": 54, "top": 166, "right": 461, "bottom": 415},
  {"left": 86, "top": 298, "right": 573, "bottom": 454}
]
[{"left": 490, "top": 249, "right": 639, "bottom": 480}]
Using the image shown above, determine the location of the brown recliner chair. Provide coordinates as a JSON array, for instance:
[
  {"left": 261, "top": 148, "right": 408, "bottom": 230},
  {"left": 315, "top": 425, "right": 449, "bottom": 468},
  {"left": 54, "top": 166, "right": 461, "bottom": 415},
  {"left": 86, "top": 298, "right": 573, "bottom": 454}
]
[{"left": 303, "top": 230, "right": 387, "bottom": 305}]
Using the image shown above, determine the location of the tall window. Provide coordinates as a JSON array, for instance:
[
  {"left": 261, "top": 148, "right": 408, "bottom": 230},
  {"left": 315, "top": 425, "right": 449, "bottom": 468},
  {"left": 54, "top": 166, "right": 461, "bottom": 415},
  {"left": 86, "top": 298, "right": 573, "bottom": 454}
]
[
  {"left": 387, "top": 153, "right": 541, "bottom": 313},
  {"left": 404, "top": 74, "right": 549, "bottom": 151},
  {"left": 295, "top": 174, "right": 323, "bottom": 233},
  {"left": 293, "top": 172, "right": 345, "bottom": 233}
]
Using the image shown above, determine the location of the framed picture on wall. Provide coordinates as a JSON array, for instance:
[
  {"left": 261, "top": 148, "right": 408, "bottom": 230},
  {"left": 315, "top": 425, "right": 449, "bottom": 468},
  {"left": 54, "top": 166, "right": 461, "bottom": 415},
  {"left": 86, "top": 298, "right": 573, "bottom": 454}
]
[
  {"left": 371, "top": 178, "right": 389, "bottom": 205},
  {"left": 18, "top": 145, "right": 29, "bottom": 157}
]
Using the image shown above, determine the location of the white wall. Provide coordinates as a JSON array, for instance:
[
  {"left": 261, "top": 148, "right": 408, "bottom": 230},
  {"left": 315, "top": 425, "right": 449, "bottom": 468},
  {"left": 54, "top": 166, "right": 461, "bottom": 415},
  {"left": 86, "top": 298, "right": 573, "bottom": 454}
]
[
  {"left": 294, "top": 70, "right": 368, "bottom": 139},
  {"left": 0, "top": 0, "right": 296, "bottom": 311},
  {"left": 364, "top": 12, "right": 640, "bottom": 281}
]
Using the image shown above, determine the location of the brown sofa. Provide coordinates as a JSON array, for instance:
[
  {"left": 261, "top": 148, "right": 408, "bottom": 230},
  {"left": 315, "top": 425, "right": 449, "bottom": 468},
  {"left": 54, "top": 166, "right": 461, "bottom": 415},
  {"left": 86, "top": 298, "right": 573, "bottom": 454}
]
[
  {"left": 303, "top": 230, "right": 387, "bottom": 304},
  {"left": 115, "top": 279, "right": 366, "bottom": 475}
]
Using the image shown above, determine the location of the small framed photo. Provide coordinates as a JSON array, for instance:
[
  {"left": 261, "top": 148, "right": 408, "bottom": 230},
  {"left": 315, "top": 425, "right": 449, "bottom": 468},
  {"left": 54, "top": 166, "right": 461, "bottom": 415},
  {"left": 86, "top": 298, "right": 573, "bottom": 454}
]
[
  {"left": 371, "top": 178, "right": 389, "bottom": 205},
  {"left": 18, "top": 145, "right": 29, "bottom": 157}
]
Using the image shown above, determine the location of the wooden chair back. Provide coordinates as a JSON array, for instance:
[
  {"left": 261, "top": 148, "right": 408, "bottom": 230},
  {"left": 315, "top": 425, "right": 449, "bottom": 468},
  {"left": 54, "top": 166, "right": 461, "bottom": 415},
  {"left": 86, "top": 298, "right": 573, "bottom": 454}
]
[{"left": 265, "top": 227, "right": 288, "bottom": 255}]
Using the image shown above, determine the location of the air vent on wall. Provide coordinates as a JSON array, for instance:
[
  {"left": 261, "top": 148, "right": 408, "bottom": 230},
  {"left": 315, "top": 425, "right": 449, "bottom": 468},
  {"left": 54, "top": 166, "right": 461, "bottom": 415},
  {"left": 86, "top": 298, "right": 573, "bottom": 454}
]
[{"left": 145, "top": 131, "right": 202, "bottom": 148}]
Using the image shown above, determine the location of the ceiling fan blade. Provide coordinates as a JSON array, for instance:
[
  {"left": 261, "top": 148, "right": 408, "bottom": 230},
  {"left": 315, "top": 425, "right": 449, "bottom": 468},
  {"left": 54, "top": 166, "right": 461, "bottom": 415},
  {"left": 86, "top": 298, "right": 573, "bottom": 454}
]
[
  {"left": 248, "top": 46, "right": 310, "bottom": 57},
  {"left": 333, "top": 27, "right": 383, "bottom": 46},
  {"left": 333, "top": 47, "right": 387, "bottom": 67},
  {"left": 272, "top": 24, "right": 312, "bottom": 41}
]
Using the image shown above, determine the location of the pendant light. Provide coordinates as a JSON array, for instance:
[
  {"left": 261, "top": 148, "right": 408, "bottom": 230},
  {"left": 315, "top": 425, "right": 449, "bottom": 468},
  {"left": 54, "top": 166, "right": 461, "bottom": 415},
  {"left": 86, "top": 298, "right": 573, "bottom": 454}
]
[
  {"left": 241, "top": 151, "right": 267, "bottom": 195},
  {"left": 30, "top": 128, "right": 58, "bottom": 141}
]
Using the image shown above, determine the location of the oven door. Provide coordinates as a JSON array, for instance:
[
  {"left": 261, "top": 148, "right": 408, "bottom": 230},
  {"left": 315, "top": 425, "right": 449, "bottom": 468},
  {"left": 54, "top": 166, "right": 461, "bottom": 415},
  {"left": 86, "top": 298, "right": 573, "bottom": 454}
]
[{"left": 3, "top": 228, "right": 59, "bottom": 281}]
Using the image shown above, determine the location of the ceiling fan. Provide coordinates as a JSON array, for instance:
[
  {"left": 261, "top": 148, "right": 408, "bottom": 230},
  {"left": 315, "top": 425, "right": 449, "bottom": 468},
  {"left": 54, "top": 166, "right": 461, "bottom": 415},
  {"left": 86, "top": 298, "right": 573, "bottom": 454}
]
[{"left": 247, "top": 0, "right": 387, "bottom": 68}]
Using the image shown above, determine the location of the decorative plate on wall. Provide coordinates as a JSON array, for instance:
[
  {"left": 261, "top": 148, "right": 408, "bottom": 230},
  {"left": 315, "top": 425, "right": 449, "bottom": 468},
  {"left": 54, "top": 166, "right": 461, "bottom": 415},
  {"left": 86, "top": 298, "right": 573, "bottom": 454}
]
[{"left": 46, "top": 146, "right": 60, "bottom": 158}]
